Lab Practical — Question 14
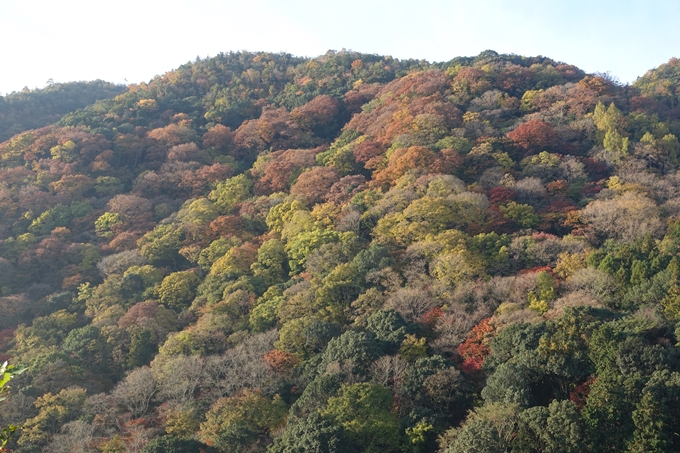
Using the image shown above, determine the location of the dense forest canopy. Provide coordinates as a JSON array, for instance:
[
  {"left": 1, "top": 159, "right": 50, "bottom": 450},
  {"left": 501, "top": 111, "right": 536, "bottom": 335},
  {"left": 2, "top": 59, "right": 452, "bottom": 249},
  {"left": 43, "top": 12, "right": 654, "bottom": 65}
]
[
  {"left": 0, "top": 81, "right": 127, "bottom": 143},
  {"left": 1, "top": 49, "right": 680, "bottom": 452}
]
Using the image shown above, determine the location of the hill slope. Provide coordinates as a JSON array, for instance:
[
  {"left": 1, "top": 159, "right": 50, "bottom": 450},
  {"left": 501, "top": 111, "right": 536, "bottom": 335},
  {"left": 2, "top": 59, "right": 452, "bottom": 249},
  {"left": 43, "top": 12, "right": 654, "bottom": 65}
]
[
  {"left": 1, "top": 50, "right": 680, "bottom": 453},
  {"left": 0, "top": 80, "right": 127, "bottom": 142}
]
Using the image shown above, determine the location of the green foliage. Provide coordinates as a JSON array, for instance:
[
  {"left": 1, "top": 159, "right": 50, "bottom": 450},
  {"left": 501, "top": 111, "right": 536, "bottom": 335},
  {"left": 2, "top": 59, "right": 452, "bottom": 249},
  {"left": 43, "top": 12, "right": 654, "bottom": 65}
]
[
  {"left": 320, "top": 383, "right": 400, "bottom": 453},
  {"left": 499, "top": 202, "right": 539, "bottom": 228},
  {"left": 210, "top": 174, "right": 254, "bottom": 213},
  {"left": 2, "top": 49, "right": 680, "bottom": 453},
  {"left": 158, "top": 271, "right": 200, "bottom": 310},
  {"left": 365, "top": 309, "right": 408, "bottom": 348},
  {"left": 0, "top": 80, "right": 126, "bottom": 142},
  {"left": 139, "top": 223, "right": 185, "bottom": 267},
  {"left": 319, "top": 330, "right": 381, "bottom": 376},
  {"left": 95, "top": 211, "right": 122, "bottom": 237},
  {"left": 140, "top": 436, "right": 217, "bottom": 453},
  {"left": 267, "top": 413, "right": 349, "bottom": 453},
  {"left": 251, "top": 239, "right": 289, "bottom": 286},
  {"left": 286, "top": 229, "right": 342, "bottom": 275}
]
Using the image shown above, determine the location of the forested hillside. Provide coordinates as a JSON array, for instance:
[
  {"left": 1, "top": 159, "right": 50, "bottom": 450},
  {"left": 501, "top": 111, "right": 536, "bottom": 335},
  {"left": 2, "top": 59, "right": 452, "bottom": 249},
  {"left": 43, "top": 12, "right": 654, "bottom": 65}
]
[
  {"left": 0, "top": 81, "right": 127, "bottom": 142},
  {"left": 1, "top": 50, "right": 680, "bottom": 453}
]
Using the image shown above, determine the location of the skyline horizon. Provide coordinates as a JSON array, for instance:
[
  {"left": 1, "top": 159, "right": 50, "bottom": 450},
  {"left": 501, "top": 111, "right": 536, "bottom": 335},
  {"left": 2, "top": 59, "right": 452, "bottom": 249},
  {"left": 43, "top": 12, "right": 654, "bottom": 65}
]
[
  {"left": 3, "top": 47, "right": 672, "bottom": 96},
  {"left": 2, "top": 0, "right": 679, "bottom": 96}
]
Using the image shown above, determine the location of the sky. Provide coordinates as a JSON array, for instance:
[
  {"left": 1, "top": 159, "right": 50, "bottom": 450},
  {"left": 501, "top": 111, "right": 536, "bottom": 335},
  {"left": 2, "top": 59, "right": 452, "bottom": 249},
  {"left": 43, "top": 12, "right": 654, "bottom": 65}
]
[{"left": 0, "top": 0, "right": 678, "bottom": 95}]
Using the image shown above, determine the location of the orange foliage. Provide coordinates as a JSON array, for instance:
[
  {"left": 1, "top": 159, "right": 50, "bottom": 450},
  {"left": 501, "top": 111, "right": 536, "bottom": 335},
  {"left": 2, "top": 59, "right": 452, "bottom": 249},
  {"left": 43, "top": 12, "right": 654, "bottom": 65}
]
[
  {"left": 373, "top": 146, "right": 436, "bottom": 186},
  {"left": 346, "top": 70, "right": 460, "bottom": 146},
  {"left": 578, "top": 75, "right": 612, "bottom": 94},
  {"left": 546, "top": 179, "right": 569, "bottom": 196},
  {"left": 518, "top": 266, "right": 554, "bottom": 276},
  {"left": 422, "top": 307, "right": 444, "bottom": 326},
  {"left": 233, "top": 107, "right": 308, "bottom": 157},
  {"left": 206, "top": 215, "right": 245, "bottom": 240},
  {"left": 264, "top": 349, "right": 300, "bottom": 372}
]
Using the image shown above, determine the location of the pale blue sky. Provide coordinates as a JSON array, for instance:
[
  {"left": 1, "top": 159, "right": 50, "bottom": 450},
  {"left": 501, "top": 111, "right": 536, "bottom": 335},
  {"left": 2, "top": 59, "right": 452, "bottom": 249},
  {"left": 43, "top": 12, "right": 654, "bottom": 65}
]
[{"left": 0, "top": 0, "right": 678, "bottom": 94}]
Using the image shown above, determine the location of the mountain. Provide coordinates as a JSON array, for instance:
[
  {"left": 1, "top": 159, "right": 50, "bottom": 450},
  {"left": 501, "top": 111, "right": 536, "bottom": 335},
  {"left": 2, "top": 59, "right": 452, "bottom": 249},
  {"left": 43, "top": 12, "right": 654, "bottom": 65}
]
[
  {"left": 1, "top": 49, "right": 680, "bottom": 453},
  {"left": 0, "top": 80, "right": 127, "bottom": 142}
]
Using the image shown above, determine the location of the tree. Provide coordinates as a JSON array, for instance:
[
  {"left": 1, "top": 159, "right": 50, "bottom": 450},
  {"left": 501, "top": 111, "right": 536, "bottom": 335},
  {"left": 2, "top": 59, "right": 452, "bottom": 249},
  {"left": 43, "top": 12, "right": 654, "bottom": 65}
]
[
  {"left": 291, "top": 167, "right": 340, "bottom": 205},
  {"left": 199, "top": 390, "right": 288, "bottom": 453},
  {"left": 19, "top": 387, "right": 88, "bottom": 447},
  {"left": 158, "top": 270, "right": 200, "bottom": 310},
  {"left": 112, "top": 367, "right": 157, "bottom": 418},
  {"left": 141, "top": 436, "right": 217, "bottom": 453},
  {"left": 507, "top": 120, "right": 557, "bottom": 152},
  {"left": 320, "top": 383, "right": 400, "bottom": 453},
  {"left": 365, "top": 309, "right": 408, "bottom": 349},
  {"left": 138, "top": 223, "right": 185, "bottom": 267},
  {"left": 581, "top": 192, "right": 663, "bottom": 243},
  {"left": 319, "top": 330, "right": 381, "bottom": 376},
  {"left": 209, "top": 174, "right": 254, "bottom": 213},
  {"left": 290, "top": 95, "right": 341, "bottom": 138},
  {"left": 267, "top": 413, "right": 349, "bottom": 453}
]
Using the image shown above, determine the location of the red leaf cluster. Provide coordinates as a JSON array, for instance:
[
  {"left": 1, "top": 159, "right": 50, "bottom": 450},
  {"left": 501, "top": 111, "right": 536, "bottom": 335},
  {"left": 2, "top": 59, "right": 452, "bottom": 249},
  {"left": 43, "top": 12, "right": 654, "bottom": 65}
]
[{"left": 456, "top": 318, "right": 494, "bottom": 374}]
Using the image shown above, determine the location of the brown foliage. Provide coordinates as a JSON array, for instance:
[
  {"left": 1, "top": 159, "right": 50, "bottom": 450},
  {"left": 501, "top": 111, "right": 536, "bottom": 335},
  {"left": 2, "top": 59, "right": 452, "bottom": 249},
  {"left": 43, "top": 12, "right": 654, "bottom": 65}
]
[
  {"left": 108, "top": 195, "right": 153, "bottom": 220},
  {"left": 50, "top": 174, "right": 94, "bottom": 198},
  {"left": 344, "top": 83, "right": 382, "bottom": 114},
  {"left": 233, "top": 107, "right": 310, "bottom": 157},
  {"left": 167, "top": 143, "right": 202, "bottom": 162},
  {"left": 353, "top": 139, "right": 385, "bottom": 164},
  {"left": 180, "top": 163, "right": 234, "bottom": 196},
  {"left": 496, "top": 64, "right": 535, "bottom": 93},
  {"left": 487, "top": 187, "right": 517, "bottom": 205},
  {"left": 290, "top": 95, "right": 340, "bottom": 131},
  {"left": 290, "top": 167, "right": 340, "bottom": 205},
  {"left": 202, "top": 124, "right": 234, "bottom": 151},
  {"left": 147, "top": 123, "right": 196, "bottom": 146},
  {"left": 106, "top": 232, "right": 142, "bottom": 252},
  {"left": 253, "top": 148, "right": 316, "bottom": 195},
  {"left": 206, "top": 215, "right": 245, "bottom": 240},
  {"left": 325, "top": 175, "right": 367, "bottom": 205},
  {"left": 118, "top": 301, "right": 160, "bottom": 328},
  {"left": 431, "top": 149, "right": 464, "bottom": 174}
]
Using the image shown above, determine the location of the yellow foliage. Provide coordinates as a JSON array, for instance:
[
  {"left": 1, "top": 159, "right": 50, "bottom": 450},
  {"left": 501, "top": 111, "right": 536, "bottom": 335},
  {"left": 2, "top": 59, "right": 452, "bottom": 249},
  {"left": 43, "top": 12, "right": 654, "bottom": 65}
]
[
  {"left": 137, "top": 99, "right": 158, "bottom": 110},
  {"left": 554, "top": 251, "right": 589, "bottom": 279},
  {"left": 528, "top": 294, "right": 550, "bottom": 314},
  {"left": 311, "top": 202, "right": 340, "bottom": 228}
]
